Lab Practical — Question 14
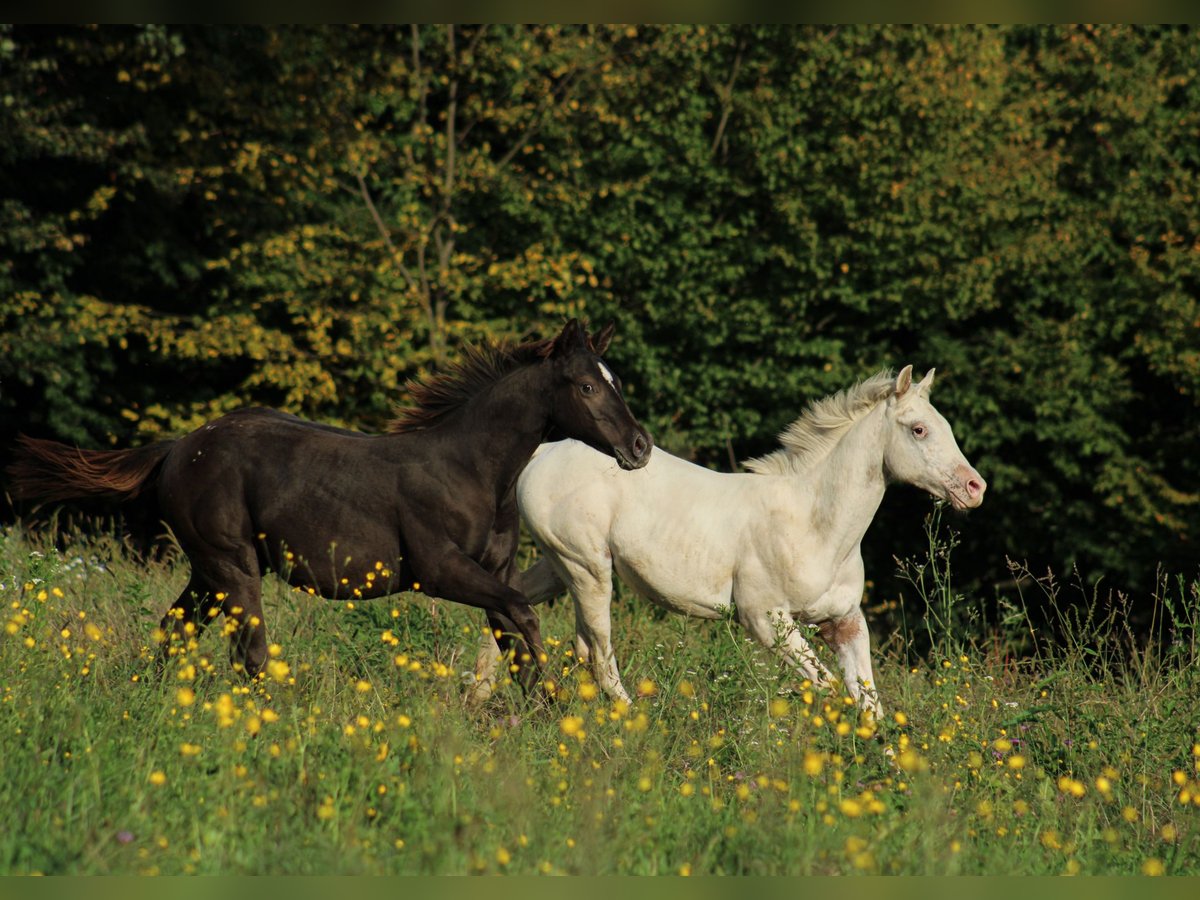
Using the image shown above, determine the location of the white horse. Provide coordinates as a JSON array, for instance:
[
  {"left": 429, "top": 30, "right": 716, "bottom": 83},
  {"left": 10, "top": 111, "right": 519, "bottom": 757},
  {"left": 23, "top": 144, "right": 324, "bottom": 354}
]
[{"left": 471, "top": 366, "right": 985, "bottom": 715}]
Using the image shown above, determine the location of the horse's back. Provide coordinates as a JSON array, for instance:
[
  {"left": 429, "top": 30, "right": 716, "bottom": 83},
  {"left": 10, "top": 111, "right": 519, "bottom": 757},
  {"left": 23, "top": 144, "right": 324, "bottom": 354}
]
[
  {"left": 520, "top": 438, "right": 747, "bottom": 517},
  {"left": 518, "top": 439, "right": 746, "bottom": 613},
  {"left": 159, "top": 407, "right": 379, "bottom": 494},
  {"left": 202, "top": 406, "right": 369, "bottom": 439},
  {"left": 156, "top": 407, "right": 404, "bottom": 560}
]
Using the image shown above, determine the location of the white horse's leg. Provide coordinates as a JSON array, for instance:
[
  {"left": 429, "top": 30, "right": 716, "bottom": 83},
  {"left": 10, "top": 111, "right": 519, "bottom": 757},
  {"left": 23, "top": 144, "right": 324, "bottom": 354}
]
[
  {"left": 466, "top": 629, "right": 504, "bottom": 705},
  {"left": 572, "top": 601, "right": 591, "bottom": 667},
  {"left": 740, "top": 608, "right": 837, "bottom": 689},
  {"left": 562, "top": 561, "right": 630, "bottom": 703},
  {"left": 465, "top": 558, "right": 567, "bottom": 705},
  {"left": 818, "top": 605, "right": 882, "bottom": 717},
  {"left": 809, "top": 554, "right": 881, "bottom": 716}
]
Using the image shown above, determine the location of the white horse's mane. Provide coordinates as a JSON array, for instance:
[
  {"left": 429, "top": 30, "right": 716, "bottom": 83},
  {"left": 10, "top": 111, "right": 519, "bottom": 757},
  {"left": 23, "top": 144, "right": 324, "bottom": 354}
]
[{"left": 742, "top": 370, "right": 895, "bottom": 476}]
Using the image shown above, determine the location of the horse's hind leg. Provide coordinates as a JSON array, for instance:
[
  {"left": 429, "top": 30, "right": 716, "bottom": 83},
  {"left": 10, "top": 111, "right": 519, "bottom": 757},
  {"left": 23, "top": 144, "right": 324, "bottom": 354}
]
[
  {"left": 466, "top": 629, "right": 504, "bottom": 706},
  {"left": 158, "top": 577, "right": 222, "bottom": 668},
  {"left": 561, "top": 563, "right": 628, "bottom": 703},
  {"left": 163, "top": 551, "right": 268, "bottom": 677},
  {"left": 222, "top": 577, "right": 267, "bottom": 677},
  {"left": 474, "top": 611, "right": 523, "bottom": 696}
]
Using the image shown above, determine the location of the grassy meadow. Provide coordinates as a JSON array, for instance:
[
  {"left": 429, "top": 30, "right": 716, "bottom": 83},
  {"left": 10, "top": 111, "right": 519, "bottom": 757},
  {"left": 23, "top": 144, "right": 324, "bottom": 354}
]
[{"left": 0, "top": 517, "right": 1197, "bottom": 876}]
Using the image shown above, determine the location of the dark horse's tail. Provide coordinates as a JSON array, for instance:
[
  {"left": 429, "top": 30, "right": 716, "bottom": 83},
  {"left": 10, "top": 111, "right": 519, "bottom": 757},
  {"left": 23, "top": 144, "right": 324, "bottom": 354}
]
[{"left": 8, "top": 435, "right": 174, "bottom": 507}]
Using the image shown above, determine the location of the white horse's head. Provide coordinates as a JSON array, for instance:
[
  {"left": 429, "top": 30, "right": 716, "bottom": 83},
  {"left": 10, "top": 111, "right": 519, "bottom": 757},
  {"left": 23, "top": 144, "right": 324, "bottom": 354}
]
[{"left": 882, "top": 366, "right": 986, "bottom": 510}]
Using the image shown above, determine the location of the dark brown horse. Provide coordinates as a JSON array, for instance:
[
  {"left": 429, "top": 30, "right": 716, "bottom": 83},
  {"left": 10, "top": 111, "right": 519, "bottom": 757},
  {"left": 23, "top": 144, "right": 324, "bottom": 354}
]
[{"left": 8, "top": 319, "right": 652, "bottom": 690}]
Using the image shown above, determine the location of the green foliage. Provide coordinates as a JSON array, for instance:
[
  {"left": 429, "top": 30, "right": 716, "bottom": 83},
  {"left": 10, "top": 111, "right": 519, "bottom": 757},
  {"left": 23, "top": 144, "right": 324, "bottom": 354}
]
[{"left": 1, "top": 25, "right": 1197, "bottom": 598}]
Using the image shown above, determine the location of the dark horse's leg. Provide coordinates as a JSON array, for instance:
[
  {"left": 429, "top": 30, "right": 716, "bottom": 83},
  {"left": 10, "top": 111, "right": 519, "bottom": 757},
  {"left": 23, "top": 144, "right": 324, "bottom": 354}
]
[
  {"left": 412, "top": 540, "right": 548, "bottom": 693},
  {"left": 160, "top": 548, "right": 267, "bottom": 677},
  {"left": 159, "top": 576, "right": 220, "bottom": 665},
  {"left": 469, "top": 559, "right": 567, "bottom": 704},
  {"left": 156, "top": 437, "right": 273, "bottom": 677},
  {"left": 499, "top": 602, "right": 548, "bottom": 694},
  {"left": 484, "top": 611, "right": 519, "bottom": 688},
  {"left": 483, "top": 606, "right": 550, "bottom": 695}
]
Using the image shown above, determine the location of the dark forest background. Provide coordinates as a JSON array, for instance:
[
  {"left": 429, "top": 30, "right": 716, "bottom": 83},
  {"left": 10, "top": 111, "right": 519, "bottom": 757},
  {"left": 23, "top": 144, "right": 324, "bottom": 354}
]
[{"left": 3, "top": 25, "right": 1198, "bottom": 633}]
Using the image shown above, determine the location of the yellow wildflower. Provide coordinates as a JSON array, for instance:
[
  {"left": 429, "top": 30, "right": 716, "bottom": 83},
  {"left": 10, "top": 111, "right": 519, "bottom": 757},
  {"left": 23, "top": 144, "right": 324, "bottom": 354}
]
[
  {"left": 802, "top": 751, "right": 824, "bottom": 777},
  {"left": 560, "top": 716, "right": 585, "bottom": 740}
]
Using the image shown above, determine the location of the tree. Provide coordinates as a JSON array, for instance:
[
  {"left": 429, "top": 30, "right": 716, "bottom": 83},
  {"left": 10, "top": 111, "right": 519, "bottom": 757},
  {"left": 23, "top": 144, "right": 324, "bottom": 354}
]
[{"left": 2, "top": 25, "right": 1196, "bottom": 609}]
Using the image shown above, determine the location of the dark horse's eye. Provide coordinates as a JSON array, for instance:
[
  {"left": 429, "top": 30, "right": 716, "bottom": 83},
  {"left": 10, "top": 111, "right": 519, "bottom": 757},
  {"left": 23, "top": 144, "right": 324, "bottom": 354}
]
[{"left": 580, "top": 382, "right": 596, "bottom": 395}]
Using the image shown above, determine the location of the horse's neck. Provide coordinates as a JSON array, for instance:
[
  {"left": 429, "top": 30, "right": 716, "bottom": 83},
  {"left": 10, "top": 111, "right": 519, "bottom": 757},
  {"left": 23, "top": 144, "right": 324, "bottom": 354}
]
[
  {"left": 805, "top": 401, "right": 890, "bottom": 556},
  {"left": 455, "top": 365, "right": 553, "bottom": 490}
]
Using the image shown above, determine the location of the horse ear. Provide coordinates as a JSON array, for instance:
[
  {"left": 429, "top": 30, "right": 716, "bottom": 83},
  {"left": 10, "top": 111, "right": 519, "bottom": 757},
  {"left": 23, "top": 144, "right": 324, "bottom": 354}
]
[
  {"left": 590, "top": 322, "right": 616, "bottom": 356},
  {"left": 894, "top": 365, "right": 914, "bottom": 398},
  {"left": 916, "top": 368, "right": 936, "bottom": 395},
  {"left": 553, "top": 318, "right": 587, "bottom": 355}
]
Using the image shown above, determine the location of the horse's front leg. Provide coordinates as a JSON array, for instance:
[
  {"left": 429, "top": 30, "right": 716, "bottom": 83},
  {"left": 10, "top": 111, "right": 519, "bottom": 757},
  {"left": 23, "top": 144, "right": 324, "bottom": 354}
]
[
  {"left": 412, "top": 541, "right": 548, "bottom": 694},
  {"left": 740, "top": 607, "right": 837, "bottom": 690},
  {"left": 467, "top": 557, "right": 566, "bottom": 704},
  {"left": 818, "top": 605, "right": 882, "bottom": 718},
  {"left": 556, "top": 559, "right": 628, "bottom": 704},
  {"left": 810, "top": 553, "right": 881, "bottom": 717}
]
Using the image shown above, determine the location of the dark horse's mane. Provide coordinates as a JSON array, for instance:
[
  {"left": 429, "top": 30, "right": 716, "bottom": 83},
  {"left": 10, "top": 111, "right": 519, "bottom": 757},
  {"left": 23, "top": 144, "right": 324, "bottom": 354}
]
[{"left": 387, "top": 336, "right": 556, "bottom": 434}]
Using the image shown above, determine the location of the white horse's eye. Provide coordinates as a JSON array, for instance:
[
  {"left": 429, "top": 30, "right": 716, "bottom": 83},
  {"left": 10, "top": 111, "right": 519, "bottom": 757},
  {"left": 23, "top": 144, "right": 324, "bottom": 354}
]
[{"left": 912, "top": 424, "right": 927, "bottom": 439}]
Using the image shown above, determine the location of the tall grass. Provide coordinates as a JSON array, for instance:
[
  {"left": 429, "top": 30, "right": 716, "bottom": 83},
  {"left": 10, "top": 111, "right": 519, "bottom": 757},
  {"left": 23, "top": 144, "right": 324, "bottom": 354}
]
[{"left": 0, "top": 520, "right": 1196, "bottom": 875}]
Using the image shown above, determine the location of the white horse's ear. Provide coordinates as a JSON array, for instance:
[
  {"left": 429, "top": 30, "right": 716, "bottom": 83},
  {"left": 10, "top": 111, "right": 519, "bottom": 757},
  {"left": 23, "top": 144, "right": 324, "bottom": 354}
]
[
  {"left": 916, "top": 368, "right": 936, "bottom": 395},
  {"left": 895, "top": 365, "right": 914, "bottom": 397}
]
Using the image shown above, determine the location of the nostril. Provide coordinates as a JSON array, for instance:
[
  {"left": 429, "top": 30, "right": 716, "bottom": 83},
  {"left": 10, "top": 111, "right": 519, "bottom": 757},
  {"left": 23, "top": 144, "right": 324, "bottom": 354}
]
[
  {"left": 631, "top": 434, "right": 647, "bottom": 458},
  {"left": 967, "top": 478, "right": 984, "bottom": 497}
]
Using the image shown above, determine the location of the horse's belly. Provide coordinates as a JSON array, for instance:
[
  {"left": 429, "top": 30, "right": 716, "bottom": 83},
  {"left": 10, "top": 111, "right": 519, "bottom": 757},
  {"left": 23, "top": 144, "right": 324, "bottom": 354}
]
[
  {"left": 792, "top": 589, "right": 856, "bottom": 624},
  {"left": 275, "top": 541, "right": 415, "bottom": 600},
  {"left": 611, "top": 555, "right": 730, "bottom": 620},
  {"left": 742, "top": 556, "right": 861, "bottom": 625},
  {"left": 255, "top": 515, "right": 410, "bottom": 598}
]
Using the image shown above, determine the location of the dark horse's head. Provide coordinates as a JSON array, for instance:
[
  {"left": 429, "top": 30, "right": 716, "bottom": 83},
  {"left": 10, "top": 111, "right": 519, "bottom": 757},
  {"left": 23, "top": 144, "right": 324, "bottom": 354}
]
[{"left": 544, "top": 319, "right": 652, "bottom": 470}]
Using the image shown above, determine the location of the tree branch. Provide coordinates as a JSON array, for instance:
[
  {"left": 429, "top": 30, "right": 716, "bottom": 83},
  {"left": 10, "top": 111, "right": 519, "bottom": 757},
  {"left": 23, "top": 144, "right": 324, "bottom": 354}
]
[
  {"left": 354, "top": 171, "right": 416, "bottom": 296},
  {"left": 711, "top": 41, "right": 744, "bottom": 158},
  {"left": 411, "top": 24, "right": 427, "bottom": 130},
  {"left": 443, "top": 24, "right": 458, "bottom": 215}
]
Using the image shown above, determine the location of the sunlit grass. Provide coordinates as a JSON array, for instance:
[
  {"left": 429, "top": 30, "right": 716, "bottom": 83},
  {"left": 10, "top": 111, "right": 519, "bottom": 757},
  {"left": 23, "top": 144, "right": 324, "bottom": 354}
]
[{"left": 0, "top": 524, "right": 1196, "bottom": 874}]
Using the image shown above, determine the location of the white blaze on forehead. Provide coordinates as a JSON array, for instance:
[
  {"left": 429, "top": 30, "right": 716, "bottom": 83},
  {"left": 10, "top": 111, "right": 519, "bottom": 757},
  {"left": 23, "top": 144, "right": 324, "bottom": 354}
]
[{"left": 597, "top": 360, "right": 616, "bottom": 389}]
